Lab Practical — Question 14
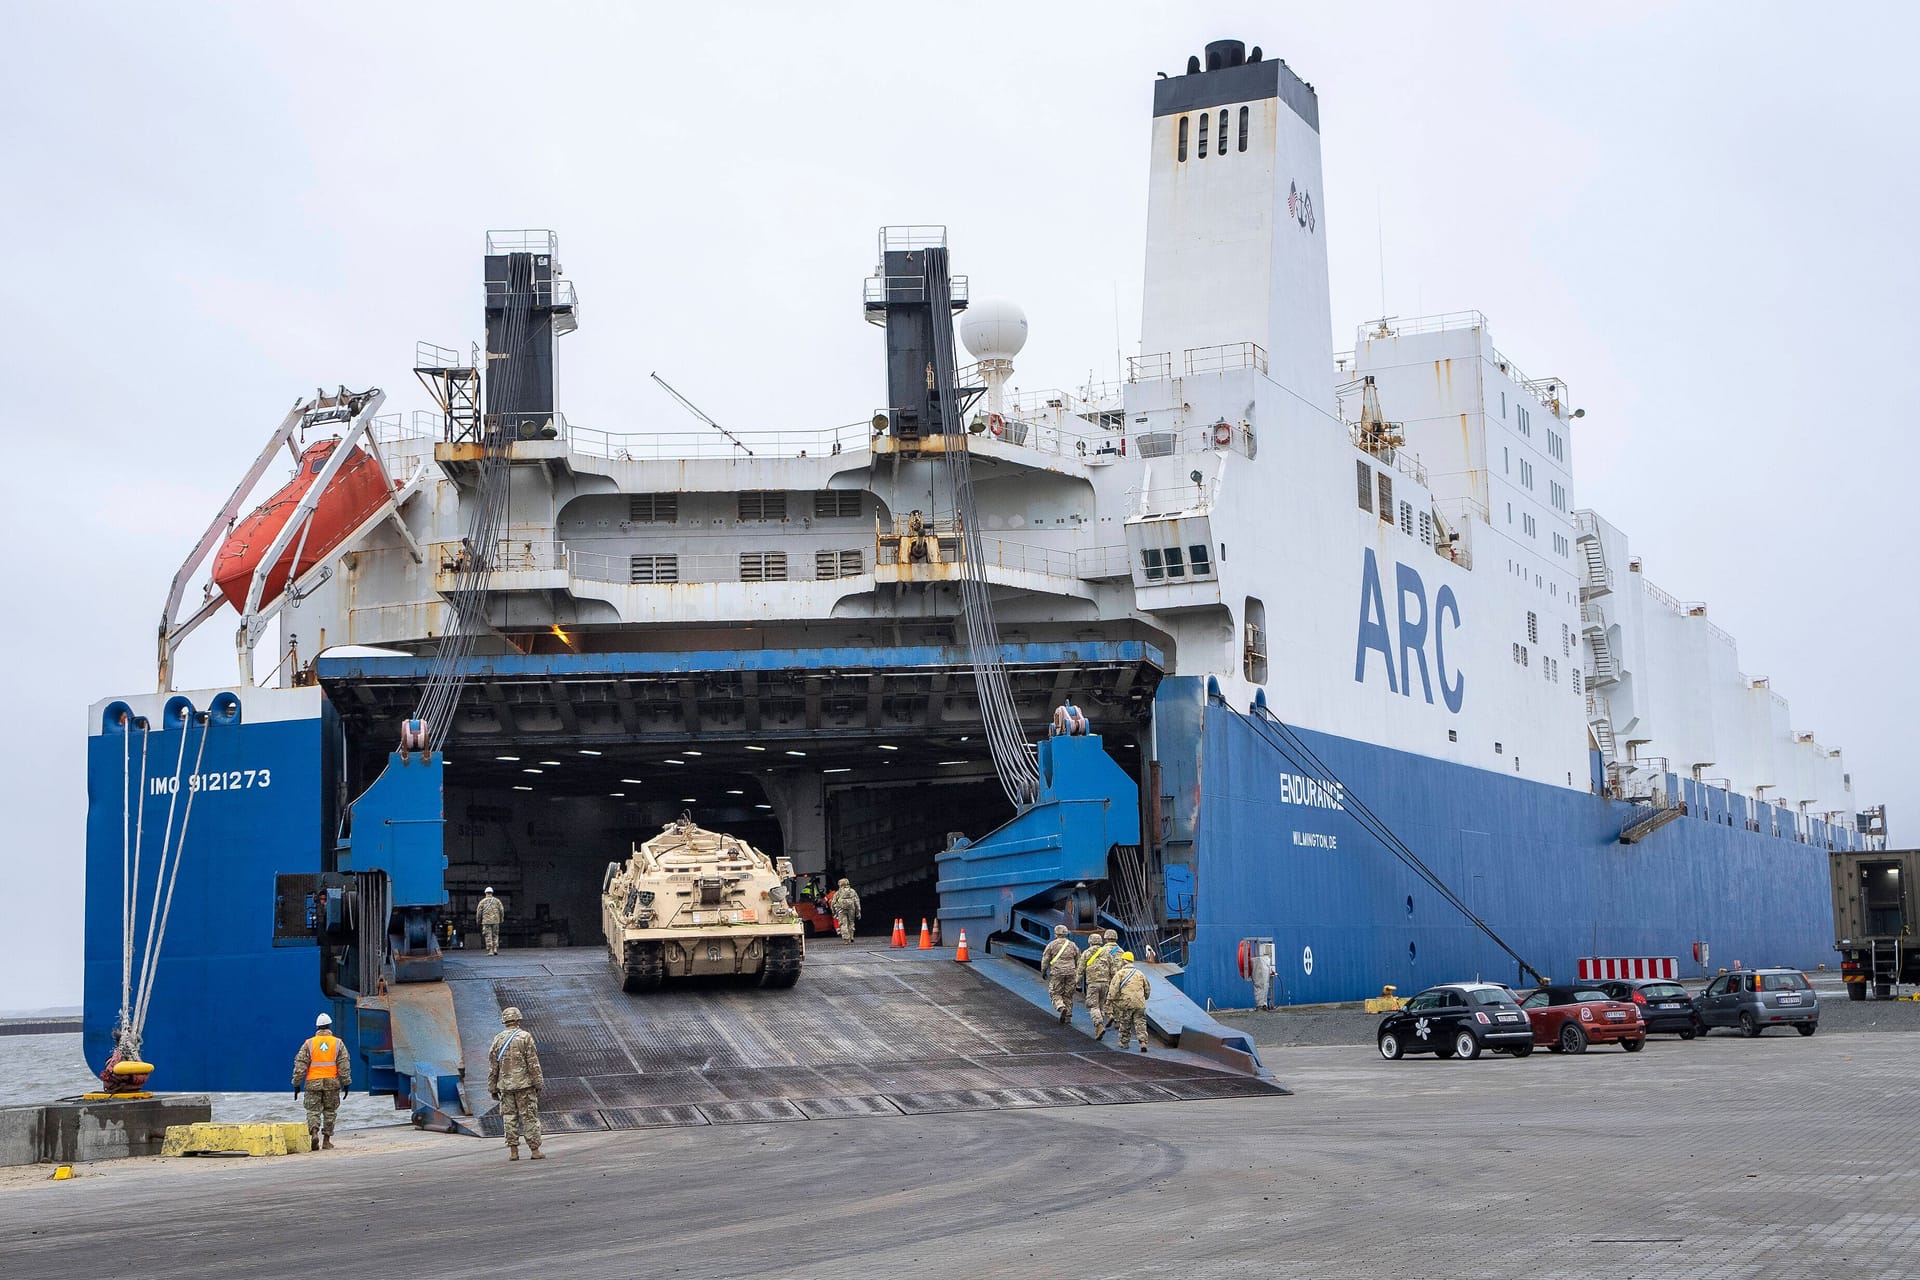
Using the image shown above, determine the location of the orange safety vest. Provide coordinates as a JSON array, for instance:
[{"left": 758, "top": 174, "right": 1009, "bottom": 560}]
[{"left": 304, "top": 1034, "right": 342, "bottom": 1081}]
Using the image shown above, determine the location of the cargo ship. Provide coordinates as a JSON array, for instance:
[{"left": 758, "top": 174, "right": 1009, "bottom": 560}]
[{"left": 84, "top": 38, "right": 1884, "bottom": 1107}]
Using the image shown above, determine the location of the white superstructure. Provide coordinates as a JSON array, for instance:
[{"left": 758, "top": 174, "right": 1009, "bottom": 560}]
[{"left": 247, "top": 38, "right": 1856, "bottom": 829}]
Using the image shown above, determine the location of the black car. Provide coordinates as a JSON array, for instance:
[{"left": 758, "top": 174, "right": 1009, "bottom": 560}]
[
  {"left": 1377, "top": 983, "right": 1535, "bottom": 1060},
  {"left": 1594, "top": 977, "right": 1700, "bottom": 1037}
]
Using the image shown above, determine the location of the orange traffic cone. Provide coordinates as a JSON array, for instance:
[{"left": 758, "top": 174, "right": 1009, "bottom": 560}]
[
  {"left": 955, "top": 930, "right": 971, "bottom": 963},
  {"left": 917, "top": 918, "right": 933, "bottom": 949},
  {"left": 890, "top": 917, "right": 907, "bottom": 948},
  {"left": 931, "top": 917, "right": 943, "bottom": 946}
]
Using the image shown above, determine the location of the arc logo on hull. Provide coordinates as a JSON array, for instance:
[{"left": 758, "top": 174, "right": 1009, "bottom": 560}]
[{"left": 1354, "top": 548, "right": 1465, "bottom": 713}]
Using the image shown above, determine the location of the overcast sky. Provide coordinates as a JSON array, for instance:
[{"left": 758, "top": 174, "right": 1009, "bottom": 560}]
[{"left": 2, "top": 2, "right": 1914, "bottom": 1012}]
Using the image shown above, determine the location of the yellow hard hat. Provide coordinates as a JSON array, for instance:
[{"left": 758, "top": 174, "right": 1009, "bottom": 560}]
[{"left": 1122, "top": 951, "right": 1135, "bottom": 961}]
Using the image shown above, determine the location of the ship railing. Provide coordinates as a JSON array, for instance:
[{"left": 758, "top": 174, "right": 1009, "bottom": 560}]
[
  {"left": 1128, "top": 352, "right": 1174, "bottom": 382},
  {"left": 483, "top": 277, "right": 577, "bottom": 310},
  {"left": 1362, "top": 310, "right": 1488, "bottom": 341},
  {"left": 1076, "top": 543, "right": 1133, "bottom": 581},
  {"left": 1347, "top": 424, "right": 1428, "bottom": 486},
  {"left": 486, "top": 229, "right": 559, "bottom": 256},
  {"left": 1130, "top": 423, "right": 1256, "bottom": 461},
  {"left": 1573, "top": 509, "right": 1603, "bottom": 537},
  {"left": 873, "top": 530, "right": 1082, "bottom": 579},
  {"left": 1185, "top": 342, "right": 1268, "bottom": 376},
  {"left": 877, "top": 225, "right": 948, "bottom": 253},
  {"left": 1435, "top": 495, "right": 1490, "bottom": 527},
  {"left": 863, "top": 273, "right": 970, "bottom": 307},
  {"left": 567, "top": 421, "right": 868, "bottom": 461}
]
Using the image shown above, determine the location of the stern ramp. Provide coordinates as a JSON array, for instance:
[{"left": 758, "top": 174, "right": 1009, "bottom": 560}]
[{"left": 446, "top": 943, "right": 1283, "bottom": 1135}]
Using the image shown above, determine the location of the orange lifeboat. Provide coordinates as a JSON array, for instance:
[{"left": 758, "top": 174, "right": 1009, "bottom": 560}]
[{"left": 213, "top": 438, "right": 397, "bottom": 612}]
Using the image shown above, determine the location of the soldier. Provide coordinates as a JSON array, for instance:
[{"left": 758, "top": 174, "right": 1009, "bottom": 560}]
[
  {"left": 291, "top": 1011, "right": 350, "bottom": 1150},
  {"left": 1106, "top": 950, "right": 1153, "bottom": 1053},
  {"left": 830, "top": 877, "right": 861, "bottom": 943},
  {"left": 1251, "top": 942, "right": 1275, "bottom": 1011},
  {"left": 1084, "top": 929, "right": 1121, "bottom": 1039},
  {"left": 488, "top": 1006, "right": 545, "bottom": 1162},
  {"left": 477, "top": 887, "right": 505, "bottom": 956},
  {"left": 1039, "top": 924, "right": 1081, "bottom": 1023}
]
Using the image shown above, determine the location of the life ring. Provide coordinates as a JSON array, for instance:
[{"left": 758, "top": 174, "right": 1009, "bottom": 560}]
[
  {"left": 1237, "top": 938, "right": 1252, "bottom": 979},
  {"left": 1212, "top": 420, "right": 1234, "bottom": 447},
  {"left": 988, "top": 413, "right": 1005, "bottom": 436}
]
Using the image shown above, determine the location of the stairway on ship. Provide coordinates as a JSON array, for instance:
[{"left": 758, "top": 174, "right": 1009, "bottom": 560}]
[{"left": 445, "top": 942, "right": 1284, "bottom": 1135}]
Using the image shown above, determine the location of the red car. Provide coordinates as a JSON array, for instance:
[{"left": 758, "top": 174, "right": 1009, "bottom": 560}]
[{"left": 1519, "top": 985, "right": 1646, "bottom": 1053}]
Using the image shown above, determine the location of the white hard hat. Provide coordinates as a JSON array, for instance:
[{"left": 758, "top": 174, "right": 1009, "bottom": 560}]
[
  {"left": 315, "top": 1012, "right": 332, "bottom": 1028},
  {"left": 484, "top": 886, "right": 494, "bottom": 894}
]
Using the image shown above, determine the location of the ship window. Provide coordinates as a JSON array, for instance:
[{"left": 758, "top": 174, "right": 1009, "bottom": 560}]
[
  {"left": 1218, "top": 110, "right": 1229, "bottom": 156},
  {"left": 1527, "top": 611, "right": 1539, "bottom": 644},
  {"left": 629, "top": 553, "right": 678, "bottom": 584},
  {"left": 1198, "top": 111, "right": 1208, "bottom": 158},
  {"left": 1377, "top": 473, "right": 1393, "bottom": 522},
  {"left": 1419, "top": 510, "right": 1433, "bottom": 547},
  {"left": 1141, "top": 547, "right": 1165, "bottom": 581},
  {"left": 740, "top": 551, "right": 788, "bottom": 581},
  {"left": 815, "top": 549, "right": 863, "bottom": 579},
  {"left": 629, "top": 493, "right": 678, "bottom": 523},
  {"left": 1356, "top": 460, "right": 1373, "bottom": 512},
  {"left": 1188, "top": 544, "right": 1212, "bottom": 576},
  {"left": 1573, "top": 669, "right": 1582, "bottom": 695},
  {"left": 814, "top": 491, "right": 862, "bottom": 519},
  {"left": 1562, "top": 622, "right": 1571, "bottom": 656},
  {"left": 1495, "top": 742, "right": 1503, "bottom": 754},
  {"left": 1177, "top": 115, "right": 1189, "bottom": 162},
  {"left": 1448, "top": 729, "right": 1458, "bottom": 743},
  {"left": 1512, "top": 642, "right": 1528, "bottom": 667},
  {"left": 1244, "top": 597, "right": 1268, "bottom": 683},
  {"left": 309, "top": 458, "right": 326, "bottom": 474},
  {"left": 1163, "top": 546, "right": 1187, "bottom": 578},
  {"left": 1399, "top": 500, "right": 1413, "bottom": 537},
  {"left": 1238, "top": 105, "right": 1249, "bottom": 152},
  {"left": 738, "top": 491, "right": 787, "bottom": 522}
]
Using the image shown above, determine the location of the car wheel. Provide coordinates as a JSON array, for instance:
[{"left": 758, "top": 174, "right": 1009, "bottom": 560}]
[
  {"left": 1622, "top": 1037, "right": 1645, "bottom": 1053},
  {"left": 1693, "top": 1018, "right": 1709, "bottom": 1038},
  {"left": 1739, "top": 1011, "right": 1761, "bottom": 1038},
  {"left": 1508, "top": 1043, "right": 1534, "bottom": 1058},
  {"left": 1559, "top": 1023, "right": 1588, "bottom": 1055},
  {"left": 1847, "top": 982, "right": 1867, "bottom": 1003},
  {"left": 1797, "top": 1023, "right": 1817, "bottom": 1037},
  {"left": 1679, "top": 1028, "right": 1695, "bottom": 1041},
  {"left": 1378, "top": 1031, "right": 1404, "bottom": 1060},
  {"left": 1452, "top": 1029, "right": 1481, "bottom": 1060}
]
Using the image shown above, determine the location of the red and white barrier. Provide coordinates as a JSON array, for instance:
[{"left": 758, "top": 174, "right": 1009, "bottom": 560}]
[{"left": 1577, "top": 956, "right": 1678, "bottom": 981}]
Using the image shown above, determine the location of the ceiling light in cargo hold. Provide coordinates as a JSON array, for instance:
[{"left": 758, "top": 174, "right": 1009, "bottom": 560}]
[
  {"left": 754, "top": 804, "right": 772, "bottom": 810},
  {"left": 497, "top": 755, "right": 521, "bottom": 762},
  {"left": 876, "top": 744, "right": 899, "bottom": 751},
  {"left": 785, "top": 750, "right": 806, "bottom": 757},
  {"left": 513, "top": 785, "right": 533, "bottom": 792},
  {"left": 744, "top": 745, "right": 767, "bottom": 752},
  {"left": 664, "top": 759, "right": 685, "bottom": 765},
  {"left": 726, "top": 789, "right": 744, "bottom": 795},
  {"left": 579, "top": 749, "right": 602, "bottom": 756},
  {"left": 681, "top": 797, "right": 698, "bottom": 803},
  {"left": 938, "top": 760, "right": 966, "bottom": 766},
  {"left": 609, "top": 792, "right": 625, "bottom": 797},
  {"left": 823, "top": 768, "right": 851, "bottom": 774},
  {"left": 539, "top": 760, "right": 562, "bottom": 766},
  {"left": 682, "top": 750, "right": 703, "bottom": 756},
  {"left": 621, "top": 778, "right": 644, "bottom": 784},
  {"left": 522, "top": 768, "right": 544, "bottom": 774}
]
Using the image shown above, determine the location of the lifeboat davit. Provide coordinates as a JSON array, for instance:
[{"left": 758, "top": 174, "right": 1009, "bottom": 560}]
[{"left": 213, "top": 438, "right": 397, "bottom": 612}]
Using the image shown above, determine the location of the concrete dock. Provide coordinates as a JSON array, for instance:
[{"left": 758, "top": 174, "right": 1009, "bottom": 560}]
[{"left": 3, "top": 1021, "right": 1916, "bottom": 1276}]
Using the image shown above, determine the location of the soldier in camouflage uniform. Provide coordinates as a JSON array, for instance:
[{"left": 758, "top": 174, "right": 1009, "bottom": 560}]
[
  {"left": 1039, "top": 924, "right": 1081, "bottom": 1023},
  {"left": 1106, "top": 951, "right": 1152, "bottom": 1052},
  {"left": 1083, "top": 930, "right": 1121, "bottom": 1039},
  {"left": 477, "top": 887, "right": 506, "bottom": 956},
  {"left": 830, "top": 877, "right": 861, "bottom": 943},
  {"left": 291, "top": 1011, "right": 350, "bottom": 1149},
  {"left": 488, "top": 1005, "right": 545, "bottom": 1161}
]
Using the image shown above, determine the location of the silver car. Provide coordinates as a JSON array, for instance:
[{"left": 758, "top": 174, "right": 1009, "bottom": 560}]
[{"left": 1695, "top": 968, "right": 1819, "bottom": 1037}]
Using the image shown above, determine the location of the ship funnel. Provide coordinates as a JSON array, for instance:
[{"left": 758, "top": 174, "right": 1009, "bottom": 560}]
[{"left": 1205, "top": 39, "right": 1246, "bottom": 70}]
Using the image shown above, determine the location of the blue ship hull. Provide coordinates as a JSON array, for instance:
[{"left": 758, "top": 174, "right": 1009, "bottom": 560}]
[{"left": 1169, "top": 680, "right": 1839, "bottom": 1008}]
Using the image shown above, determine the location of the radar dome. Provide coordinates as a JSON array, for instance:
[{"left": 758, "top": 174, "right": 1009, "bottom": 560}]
[{"left": 959, "top": 298, "right": 1029, "bottom": 362}]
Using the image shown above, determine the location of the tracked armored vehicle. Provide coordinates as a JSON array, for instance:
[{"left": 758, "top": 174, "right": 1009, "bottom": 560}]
[{"left": 602, "top": 817, "right": 805, "bottom": 992}]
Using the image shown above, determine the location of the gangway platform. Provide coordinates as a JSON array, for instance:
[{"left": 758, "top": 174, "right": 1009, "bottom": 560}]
[{"left": 446, "top": 942, "right": 1285, "bottom": 1135}]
